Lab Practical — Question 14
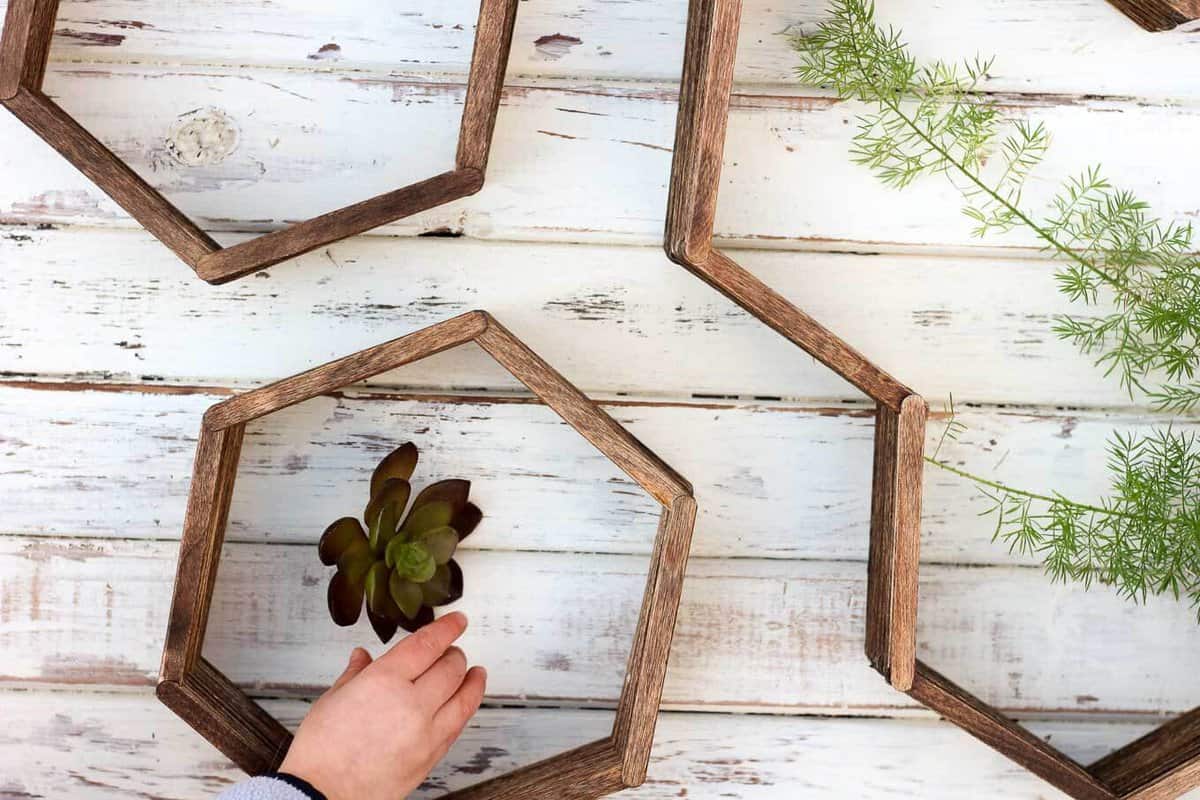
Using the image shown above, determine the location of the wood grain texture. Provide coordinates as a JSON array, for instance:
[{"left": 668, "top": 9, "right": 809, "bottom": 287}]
[
  {"left": 476, "top": 317, "right": 691, "bottom": 505},
  {"left": 157, "top": 658, "right": 292, "bottom": 776},
  {"left": 30, "top": 0, "right": 1200, "bottom": 99},
  {"left": 159, "top": 422, "right": 245, "bottom": 682},
  {"left": 10, "top": 535, "right": 1200, "bottom": 716},
  {"left": 8, "top": 383, "right": 1200, "bottom": 565},
  {"left": 909, "top": 661, "right": 1116, "bottom": 800},
  {"left": 0, "top": 226, "right": 1178, "bottom": 409},
  {"left": 614, "top": 495, "right": 697, "bottom": 785},
  {"left": 2, "top": 87, "right": 220, "bottom": 265},
  {"left": 16, "top": 692, "right": 1192, "bottom": 800},
  {"left": 865, "top": 396, "right": 927, "bottom": 691},
  {"left": 441, "top": 739, "right": 624, "bottom": 800},
  {"left": 204, "top": 311, "right": 489, "bottom": 429},
  {"left": 1090, "top": 706, "right": 1200, "bottom": 796},
  {"left": 195, "top": 169, "right": 484, "bottom": 284},
  {"left": 0, "top": 0, "right": 59, "bottom": 98},
  {"left": 455, "top": 0, "right": 518, "bottom": 173},
  {"left": 1106, "top": 0, "right": 1200, "bottom": 30},
  {"left": 3, "top": 67, "right": 1196, "bottom": 255}
]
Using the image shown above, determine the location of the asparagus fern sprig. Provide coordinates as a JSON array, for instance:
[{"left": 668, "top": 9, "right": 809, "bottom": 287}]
[
  {"left": 792, "top": 0, "right": 1200, "bottom": 411},
  {"left": 926, "top": 402, "right": 1200, "bottom": 614}
]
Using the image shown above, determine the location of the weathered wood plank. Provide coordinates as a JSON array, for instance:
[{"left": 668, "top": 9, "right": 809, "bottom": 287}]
[
  {"left": 0, "top": 227, "right": 1141, "bottom": 408},
  {"left": 38, "top": 0, "right": 1200, "bottom": 99},
  {"left": 7, "top": 691, "right": 1197, "bottom": 799},
  {"left": 1, "top": 66, "right": 1195, "bottom": 256},
  {"left": 3, "top": 536, "right": 1199, "bottom": 715},
  {"left": 0, "top": 383, "right": 1190, "bottom": 564}
]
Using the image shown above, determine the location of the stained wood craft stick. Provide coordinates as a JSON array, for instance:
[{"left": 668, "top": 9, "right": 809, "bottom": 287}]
[
  {"left": 1089, "top": 705, "right": 1200, "bottom": 797},
  {"left": 476, "top": 316, "right": 692, "bottom": 505},
  {"left": 159, "top": 424, "right": 245, "bottom": 682},
  {"left": 456, "top": 0, "right": 518, "bottom": 173},
  {"left": 664, "top": 0, "right": 741, "bottom": 265},
  {"left": 909, "top": 662, "right": 1117, "bottom": 800},
  {"left": 0, "top": 0, "right": 59, "bottom": 99},
  {"left": 203, "top": 312, "right": 488, "bottom": 429},
  {"left": 158, "top": 658, "right": 292, "bottom": 775},
  {"left": 440, "top": 738, "right": 624, "bottom": 799},
  {"left": 1106, "top": 0, "right": 1200, "bottom": 30},
  {"left": 1123, "top": 761, "right": 1200, "bottom": 800},
  {"left": 698, "top": 251, "right": 913, "bottom": 410},
  {"left": 196, "top": 168, "right": 484, "bottom": 284},
  {"left": 2, "top": 88, "right": 220, "bottom": 265},
  {"left": 614, "top": 494, "right": 697, "bottom": 785},
  {"left": 864, "top": 396, "right": 926, "bottom": 691}
]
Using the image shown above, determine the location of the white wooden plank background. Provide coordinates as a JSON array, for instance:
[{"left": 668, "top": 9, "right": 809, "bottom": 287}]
[{"left": 1, "top": 0, "right": 1199, "bottom": 797}]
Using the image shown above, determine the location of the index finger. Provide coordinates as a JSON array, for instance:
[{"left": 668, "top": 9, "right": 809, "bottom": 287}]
[{"left": 377, "top": 612, "right": 469, "bottom": 680}]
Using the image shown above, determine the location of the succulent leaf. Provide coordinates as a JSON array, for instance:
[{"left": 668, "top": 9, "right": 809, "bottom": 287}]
[
  {"left": 367, "top": 609, "right": 399, "bottom": 644},
  {"left": 364, "top": 562, "right": 397, "bottom": 619},
  {"left": 397, "top": 604, "right": 435, "bottom": 634},
  {"left": 420, "top": 560, "right": 465, "bottom": 607},
  {"left": 401, "top": 500, "right": 454, "bottom": 536},
  {"left": 451, "top": 503, "right": 483, "bottom": 540},
  {"left": 368, "top": 500, "right": 403, "bottom": 557},
  {"left": 413, "top": 525, "right": 459, "bottom": 565},
  {"left": 363, "top": 477, "right": 412, "bottom": 530},
  {"left": 386, "top": 540, "right": 437, "bottom": 583},
  {"left": 327, "top": 570, "right": 364, "bottom": 626},
  {"left": 318, "top": 517, "right": 367, "bottom": 566},
  {"left": 388, "top": 572, "right": 424, "bottom": 620},
  {"left": 371, "top": 443, "right": 418, "bottom": 498},
  {"left": 410, "top": 479, "right": 470, "bottom": 516}
]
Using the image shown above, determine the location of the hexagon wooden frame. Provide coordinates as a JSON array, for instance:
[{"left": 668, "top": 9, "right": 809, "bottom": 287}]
[
  {"left": 664, "top": 1, "right": 1200, "bottom": 798},
  {"left": 0, "top": 0, "right": 518, "bottom": 284},
  {"left": 157, "top": 311, "right": 698, "bottom": 798}
]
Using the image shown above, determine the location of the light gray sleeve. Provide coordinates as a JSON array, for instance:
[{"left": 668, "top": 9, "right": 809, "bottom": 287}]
[{"left": 217, "top": 776, "right": 312, "bottom": 800}]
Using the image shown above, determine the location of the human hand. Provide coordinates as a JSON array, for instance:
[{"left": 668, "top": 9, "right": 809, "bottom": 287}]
[{"left": 279, "top": 612, "right": 487, "bottom": 800}]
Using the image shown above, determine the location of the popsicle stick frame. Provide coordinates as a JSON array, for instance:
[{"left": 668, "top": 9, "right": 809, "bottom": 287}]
[
  {"left": 157, "top": 311, "right": 697, "bottom": 798},
  {"left": 1105, "top": 0, "right": 1200, "bottom": 30},
  {"left": 663, "top": 1, "right": 1200, "bottom": 798},
  {"left": 0, "top": 0, "right": 518, "bottom": 284}
]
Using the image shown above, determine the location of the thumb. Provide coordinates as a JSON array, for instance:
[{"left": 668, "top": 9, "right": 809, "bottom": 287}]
[{"left": 329, "top": 647, "right": 373, "bottom": 692}]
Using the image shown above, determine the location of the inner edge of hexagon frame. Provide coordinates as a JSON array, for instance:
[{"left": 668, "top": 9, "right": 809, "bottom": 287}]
[
  {"left": 0, "top": 0, "right": 519, "bottom": 284},
  {"left": 156, "top": 310, "right": 697, "bottom": 799},
  {"left": 660, "top": 1, "right": 1200, "bottom": 799}
]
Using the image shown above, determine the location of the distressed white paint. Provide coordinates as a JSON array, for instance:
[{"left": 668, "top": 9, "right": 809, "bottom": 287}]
[
  {"left": 0, "top": 0, "right": 1197, "bottom": 795},
  {"left": 40, "top": 0, "right": 1200, "bottom": 100},
  {"left": 2, "top": 384, "right": 1189, "bottom": 564},
  {"left": 0, "top": 226, "right": 1144, "bottom": 407},
  {"left": 0, "top": 66, "right": 1192, "bottom": 256},
  {"left": 6, "top": 690, "right": 1197, "bottom": 799},
  {"left": 3, "top": 536, "right": 1199, "bottom": 715}
]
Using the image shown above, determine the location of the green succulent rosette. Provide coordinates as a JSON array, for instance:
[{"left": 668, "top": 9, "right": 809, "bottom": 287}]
[{"left": 317, "top": 443, "right": 480, "bottom": 643}]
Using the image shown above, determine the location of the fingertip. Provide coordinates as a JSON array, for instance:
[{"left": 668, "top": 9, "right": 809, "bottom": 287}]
[
  {"left": 444, "top": 611, "right": 468, "bottom": 632},
  {"left": 350, "top": 646, "right": 373, "bottom": 666}
]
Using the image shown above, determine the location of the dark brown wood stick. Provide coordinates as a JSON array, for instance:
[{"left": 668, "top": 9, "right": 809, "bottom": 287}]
[
  {"left": 157, "top": 658, "right": 292, "bottom": 775},
  {"left": 2, "top": 88, "right": 221, "bottom": 265},
  {"left": 1090, "top": 705, "right": 1200, "bottom": 797},
  {"left": 909, "top": 662, "right": 1117, "bottom": 800},
  {"left": 159, "top": 423, "right": 244, "bottom": 681},
  {"left": 476, "top": 317, "right": 692, "bottom": 505},
  {"left": 694, "top": 251, "right": 913, "bottom": 410},
  {"left": 614, "top": 494, "right": 697, "bottom": 785},
  {"left": 456, "top": 0, "right": 518, "bottom": 173},
  {"left": 203, "top": 311, "right": 488, "bottom": 429},
  {"left": 0, "top": 0, "right": 59, "bottom": 99},
  {"left": 441, "top": 739, "right": 625, "bottom": 799},
  {"left": 664, "top": 0, "right": 742, "bottom": 265},
  {"left": 1105, "top": 0, "right": 1199, "bottom": 30},
  {"left": 196, "top": 168, "right": 483, "bottom": 283},
  {"left": 865, "top": 395, "right": 926, "bottom": 691}
]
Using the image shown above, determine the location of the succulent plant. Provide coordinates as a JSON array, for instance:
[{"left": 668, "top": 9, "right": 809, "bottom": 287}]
[{"left": 318, "top": 442, "right": 481, "bottom": 643}]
